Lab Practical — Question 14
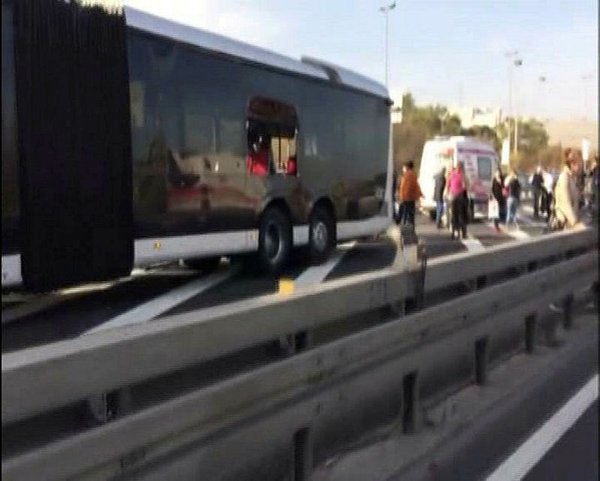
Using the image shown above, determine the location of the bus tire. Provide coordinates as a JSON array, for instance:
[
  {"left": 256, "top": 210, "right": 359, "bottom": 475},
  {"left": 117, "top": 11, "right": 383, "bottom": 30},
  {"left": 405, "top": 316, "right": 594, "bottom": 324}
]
[
  {"left": 259, "top": 206, "right": 292, "bottom": 275},
  {"left": 183, "top": 256, "right": 221, "bottom": 273},
  {"left": 309, "top": 205, "right": 335, "bottom": 264}
]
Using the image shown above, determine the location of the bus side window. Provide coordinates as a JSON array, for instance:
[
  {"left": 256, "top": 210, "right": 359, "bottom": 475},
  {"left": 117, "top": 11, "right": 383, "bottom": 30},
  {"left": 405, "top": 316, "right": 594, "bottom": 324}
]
[{"left": 246, "top": 96, "right": 298, "bottom": 177}]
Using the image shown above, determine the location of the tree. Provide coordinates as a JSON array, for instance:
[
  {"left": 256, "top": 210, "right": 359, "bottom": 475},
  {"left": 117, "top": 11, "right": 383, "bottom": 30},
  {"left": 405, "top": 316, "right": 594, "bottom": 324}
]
[
  {"left": 463, "top": 125, "right": 501, "bottom": 152},
  {"left": 393, "top": 93, "right": 464, "bottom": 173},
  {"left": 441, "top": 114, "right": 462, "bottom": 135},
  {"left": 517, "top": 119, "right": 549, "bottom": 154}
]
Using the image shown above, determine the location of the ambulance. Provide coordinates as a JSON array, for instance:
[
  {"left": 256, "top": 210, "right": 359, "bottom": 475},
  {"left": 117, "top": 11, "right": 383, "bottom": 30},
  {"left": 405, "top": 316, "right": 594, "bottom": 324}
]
[{"left": 418, "top": 136, "right": 498, "bottom": 220}]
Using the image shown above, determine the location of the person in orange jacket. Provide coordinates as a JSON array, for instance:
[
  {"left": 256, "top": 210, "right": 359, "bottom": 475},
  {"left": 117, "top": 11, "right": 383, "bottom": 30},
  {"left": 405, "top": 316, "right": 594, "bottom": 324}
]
[{"left": 397, "top": 160, "right": 423, "bottom": 226}]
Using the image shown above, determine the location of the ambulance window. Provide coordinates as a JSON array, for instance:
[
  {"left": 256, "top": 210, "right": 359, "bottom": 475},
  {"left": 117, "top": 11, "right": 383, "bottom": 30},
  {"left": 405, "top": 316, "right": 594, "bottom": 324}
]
[{"left": 477, "top": 156, "right": 493, "bottom": 180}]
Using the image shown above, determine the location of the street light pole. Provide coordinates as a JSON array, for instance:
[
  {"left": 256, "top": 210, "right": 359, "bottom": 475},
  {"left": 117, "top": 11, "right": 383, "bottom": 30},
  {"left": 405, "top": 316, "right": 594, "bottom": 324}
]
[
  {"left": 505, "top": 51, "right": 522, "bottom": 154},
  {"left": 538, "top": 76, "right": 547, "bottom": 121},
  {"left": 379, "top": 2, "right": 396, "bottom": 88}
]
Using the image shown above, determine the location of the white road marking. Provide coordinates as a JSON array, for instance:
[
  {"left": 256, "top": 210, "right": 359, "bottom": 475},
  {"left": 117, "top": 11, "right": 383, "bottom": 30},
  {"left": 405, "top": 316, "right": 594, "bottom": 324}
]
[
  {"left": 496, "top": 221, "right": 531, "bottom": 239},
  {"left": 84, "top": 266, "right": 239, "bottom": 335},
  {"left": 485, "top": 374, "right": 598, "bottom": 481},
  {"left": 2, "top": 280, "right": 125, "bottom": 325},
  {"left": 461, "top": 235, "right": 485, "bottom": 252},
  {"left": 294, "top": 242, "right": 356, "bottom": 288},
  {"left": 2, "top": 265, "right": 198, "bottom": 325}
]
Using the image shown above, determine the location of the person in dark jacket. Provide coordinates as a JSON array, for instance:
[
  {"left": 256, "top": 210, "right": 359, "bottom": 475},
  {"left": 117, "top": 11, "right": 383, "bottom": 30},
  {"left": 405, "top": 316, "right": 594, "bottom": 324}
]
[
  {"left": 530, "top": 166, "right": 544, "bottom": 218},
  {"left": 491, "top": 169, "right": 505, "bottom": 231},
  {"left": 504, "top": 169, "right": 522, "bottom": 226},
  {"left": 433, "top": 167, "right": 446, "bottom": 228}
]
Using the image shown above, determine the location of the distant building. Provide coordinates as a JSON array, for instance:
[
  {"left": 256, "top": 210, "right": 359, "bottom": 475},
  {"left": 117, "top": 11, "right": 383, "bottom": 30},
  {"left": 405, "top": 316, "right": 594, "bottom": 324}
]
[{"left": 449, "top": 106, "right": 503, "bottom": 129}]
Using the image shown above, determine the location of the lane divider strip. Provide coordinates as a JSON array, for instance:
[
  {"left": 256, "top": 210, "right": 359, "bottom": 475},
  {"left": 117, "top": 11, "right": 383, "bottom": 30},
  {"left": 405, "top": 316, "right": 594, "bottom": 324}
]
[
  {"left": 84, "top": 265, "right": 239, "bottom": 335},
  {"left": 485, "top": 373, "right": 598, "bottom": 481},
  {"left": 294, "top": 242, "right": 357, "bottom": 288}
]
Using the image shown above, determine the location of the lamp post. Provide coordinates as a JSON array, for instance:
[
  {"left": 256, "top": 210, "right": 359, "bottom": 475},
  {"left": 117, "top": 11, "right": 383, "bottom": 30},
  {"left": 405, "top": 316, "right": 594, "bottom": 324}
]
[
  {"left": 505, "top": 51, "right": 522, "bottom": 154},
  {"left": 379, "top": 2, "right": 396, "bottom": 88},
  {"left": 538, "top": 76, "right": 547, "bottom": 122}
]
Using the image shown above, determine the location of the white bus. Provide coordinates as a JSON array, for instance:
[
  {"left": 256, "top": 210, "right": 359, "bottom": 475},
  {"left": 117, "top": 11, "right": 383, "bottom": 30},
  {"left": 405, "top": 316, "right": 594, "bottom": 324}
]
[{"left": 2, "top": 0, "right": 393, "bottom": 291}]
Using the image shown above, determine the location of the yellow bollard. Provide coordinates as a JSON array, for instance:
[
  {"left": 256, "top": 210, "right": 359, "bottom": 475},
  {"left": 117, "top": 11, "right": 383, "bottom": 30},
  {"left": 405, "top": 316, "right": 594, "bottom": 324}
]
[{"left": 278, "top": 278, "right": 295, "bottom": 296}]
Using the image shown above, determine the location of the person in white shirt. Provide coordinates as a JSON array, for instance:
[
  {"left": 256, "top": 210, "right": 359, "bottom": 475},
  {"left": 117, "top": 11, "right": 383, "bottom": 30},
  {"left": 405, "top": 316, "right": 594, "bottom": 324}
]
[{"left": 554, "top": 153, "right": 585, "bottom": 229}]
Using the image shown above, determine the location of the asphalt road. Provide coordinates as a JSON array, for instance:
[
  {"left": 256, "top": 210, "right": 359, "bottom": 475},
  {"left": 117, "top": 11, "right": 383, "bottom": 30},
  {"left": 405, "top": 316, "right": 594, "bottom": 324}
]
[
  {"left": 0, "top": 202, "right": 578, "bottom": 353},
  {"left": 523, "top": 401, "right": 598, "bottom": 481}
]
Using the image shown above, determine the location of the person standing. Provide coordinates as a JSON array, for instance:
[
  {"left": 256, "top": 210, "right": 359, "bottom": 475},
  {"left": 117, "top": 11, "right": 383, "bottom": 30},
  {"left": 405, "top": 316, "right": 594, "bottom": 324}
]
[
  {"left": 445, "top": 162, "right": 468, "bottom": 239},
  {"left": 554, "top": 153, "right": 585, "bottom": 229},
  {"left": 591, "top": 155, "right": 599, "bottom": 209},
  {"left": 491, "top": 168, "right": 505, "bottom": 232},
  {"left": 398, "top": 161, "right": 423, "bottom": 226},
  {"left": 530, "top": 166, "right": 544, "bottom": 218},
  {"left": 504, "top": 169, "right": 521, "bottom": 227},
  {"left": 433, "top": 167, "right": 446, "bottom": 229}
]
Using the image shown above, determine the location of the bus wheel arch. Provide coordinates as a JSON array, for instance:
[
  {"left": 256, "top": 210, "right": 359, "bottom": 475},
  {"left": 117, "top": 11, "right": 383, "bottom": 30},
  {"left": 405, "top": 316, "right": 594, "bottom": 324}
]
[
  {"left": 258, "top": 199, "right": 293, "bottom": 275},
  {"left": 309, "top": 198, "right": 336, "bottom": 264}
]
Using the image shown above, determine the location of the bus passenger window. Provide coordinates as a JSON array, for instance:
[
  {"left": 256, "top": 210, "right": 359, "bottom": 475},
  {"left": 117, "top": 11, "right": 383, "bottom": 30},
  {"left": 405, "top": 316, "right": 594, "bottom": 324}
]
[
  {"left": 287, "top": 154, "right": 297, "bottom": 175},
  {"left": 246, "top": 133, "right": 271, "bottom": 176},
  {"left": 246, "top": 96, "right": 298, "bottom": 177}
]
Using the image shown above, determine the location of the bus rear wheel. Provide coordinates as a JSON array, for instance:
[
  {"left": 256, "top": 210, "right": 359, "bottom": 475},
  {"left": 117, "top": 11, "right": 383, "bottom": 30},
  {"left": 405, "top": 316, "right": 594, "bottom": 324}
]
[
  {"left": 309, "top": 205, "right": 335, "bottom": 264},
  {"left": 259, "top": 206, "right": 292, "bottom": 275}
]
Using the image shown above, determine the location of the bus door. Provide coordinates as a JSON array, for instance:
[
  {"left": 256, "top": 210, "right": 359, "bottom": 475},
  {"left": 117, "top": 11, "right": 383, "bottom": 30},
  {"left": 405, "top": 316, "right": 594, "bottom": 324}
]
[{"left": 12, "top": 0, "right": 133, "bottom": 291}]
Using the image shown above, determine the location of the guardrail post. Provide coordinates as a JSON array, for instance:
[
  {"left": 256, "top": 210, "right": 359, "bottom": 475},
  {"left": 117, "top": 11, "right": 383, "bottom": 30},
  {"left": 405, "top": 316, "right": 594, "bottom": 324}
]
[
  {"left": 474, "top": 337, "right": 489, "bottom": 385},
  {"left": 84, "top": 388, "right": 132, "bottom": 425},
  {"left": 399, "top": 226, "right": 424, "bottom": 313},
  {"left": 525, "top": 314, "right": 537, "bottom": 354},
  {"left": 543, "top": 314, "right": 559, "bottom": 347},
  {"left": 402, "top": 371, "right": 419, "bottom": 434},
  {"left": 416, "top": 242, "right": 427, "bottom": 309},
  {"left": 592, "top": 281, "right": 599, "bottom": 312},
  {"left": 562, "top": 294, "right": 574, "bottom": 330},
  {"left": 275, "top": 331, "right": 313, "bottom": 357},
  {"left": 293, "top": 426, "right": 313, "bottom": 481}
]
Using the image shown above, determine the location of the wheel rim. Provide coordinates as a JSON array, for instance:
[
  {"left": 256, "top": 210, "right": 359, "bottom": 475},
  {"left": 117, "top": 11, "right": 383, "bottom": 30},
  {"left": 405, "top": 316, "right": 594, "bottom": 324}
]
[
  {"left": 264, "top": 222, "right": 281, "bottom": 261},
  {"left": 313, "top": 220, "right": 328, "bottom": 252}
]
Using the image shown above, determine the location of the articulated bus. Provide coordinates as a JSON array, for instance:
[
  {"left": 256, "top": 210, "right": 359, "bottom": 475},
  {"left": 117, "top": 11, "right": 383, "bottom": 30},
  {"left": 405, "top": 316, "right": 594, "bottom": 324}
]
[{"left": 2, "top": 0, "right": 392, "bottom": 291}]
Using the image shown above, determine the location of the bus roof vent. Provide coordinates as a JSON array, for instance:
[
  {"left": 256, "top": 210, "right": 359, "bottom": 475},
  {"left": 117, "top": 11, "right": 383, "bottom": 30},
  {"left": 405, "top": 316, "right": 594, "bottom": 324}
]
[
  {"left": 300, "top": 56, "right": 342, "bottom": 83},
  {"left": 300, "top": 56, "right": 388, "bottom": 98}
]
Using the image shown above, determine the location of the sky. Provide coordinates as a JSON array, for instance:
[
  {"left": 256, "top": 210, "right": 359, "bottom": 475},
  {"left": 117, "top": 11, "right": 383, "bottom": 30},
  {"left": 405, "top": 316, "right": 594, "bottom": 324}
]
[{"left": 124, "top": 0, "right": 598, "bottom": 122}]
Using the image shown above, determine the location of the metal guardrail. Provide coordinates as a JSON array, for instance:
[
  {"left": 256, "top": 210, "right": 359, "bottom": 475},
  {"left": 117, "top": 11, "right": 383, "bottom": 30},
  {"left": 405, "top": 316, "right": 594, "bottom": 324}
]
[
  {"left": 2, "top": 229, "right": 596, "bottom": 425},
  {"left": 1, "top": 229, "right": 597, "bottom": 481},
  {"left": 3, "top": 248, "right": 597, "bottom": 481}
]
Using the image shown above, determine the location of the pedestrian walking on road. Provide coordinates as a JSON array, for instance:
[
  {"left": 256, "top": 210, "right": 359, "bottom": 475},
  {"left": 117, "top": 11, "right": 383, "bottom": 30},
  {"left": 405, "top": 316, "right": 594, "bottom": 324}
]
[
  {"left": 491, "top": 168, "right": 505, "bottom": 232},
  {"left": 445, "top": 162, "right": 469, "bottom": 239},
  {"left": 590, "top": 155, "right": 599, "bottom": 210},
  {"left": 530, "top": 166, "right": 544, "bottom": 218},
  {"left": 554, "top": 152, "right": 585, "bottom": 230},
  {"left": 504, "top": 169, "right": 521, "bottom": 227},
  {"left": 397, "top": 161, "right": 423, "bottom": 227},
  {"left": 433, "top": 167, "right": 446, "bottom": 229}
]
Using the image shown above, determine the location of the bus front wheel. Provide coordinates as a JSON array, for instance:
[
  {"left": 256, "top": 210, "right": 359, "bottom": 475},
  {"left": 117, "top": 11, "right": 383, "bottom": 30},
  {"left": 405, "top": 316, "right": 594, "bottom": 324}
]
[
  {"left": 259, "top": 206, "right": 292, "bottom": 275},
  {"left": 309, "top": 205, "right": 335, "bottom": 264}
]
